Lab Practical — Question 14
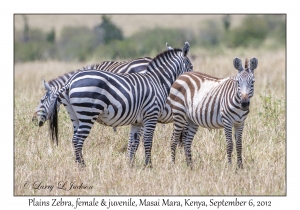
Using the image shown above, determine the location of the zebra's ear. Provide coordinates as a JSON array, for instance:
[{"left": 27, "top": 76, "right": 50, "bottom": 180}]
[
  {"left": 250, "top": 57, "right": 258, "bottom": 72},
  {"left": 182, "top": 42, "right": 190, "bottom": 57},
  {"left": 233, "top": 57, "right": 243, "bottom": 72},
  {"left": 166, "top": 42, "right": 173, "bottom": 50},
  {"left": 43, "top": 79, "right": 51, "bottom": 91}
]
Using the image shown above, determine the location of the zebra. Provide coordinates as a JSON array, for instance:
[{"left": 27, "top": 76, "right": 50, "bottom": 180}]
[
  {"left": 169, "top": 57, "right": 258, "bottom": 169},
  {"left": 33, "top": 57, "right": 153, "bottom": 132},
  {"left": 32, "top": 42, "right": 193, "bottom": 167},
  {"left": 34, "top": 43, "right": 175, "bottom": 133}
]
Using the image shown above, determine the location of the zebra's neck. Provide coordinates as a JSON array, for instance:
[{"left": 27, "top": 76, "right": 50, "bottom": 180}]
[
  {"left": 145, "top": 50, "right": 185, "bottom": 99},
  {"left": 224, "top": 79, "right": 249, "bottom": 115}
]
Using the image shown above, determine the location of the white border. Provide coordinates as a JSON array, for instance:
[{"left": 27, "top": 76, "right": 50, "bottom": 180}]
[{"left": 5, "top": 1, "right": 297, "bottom": 209}]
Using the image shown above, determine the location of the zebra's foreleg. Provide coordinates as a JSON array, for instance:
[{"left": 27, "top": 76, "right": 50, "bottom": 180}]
[
  {"left": 223, "top": 122, "right": 234, "bottom": 166},
  {"left": 142, "top": 122, "right": 157, "bottom": 167},
  {"left": 234, "top": 123, "right": 244, "bottom": 169},
  {"left": 128, "top": 124, "right": 142, "bottom": 166}
]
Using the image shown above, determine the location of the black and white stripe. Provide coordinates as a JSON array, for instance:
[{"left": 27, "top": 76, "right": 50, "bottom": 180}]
[
  {"left": 169, "top": 57, "right": 258, "bottom": 168},
  {"left": 33, "top": 42, "right": 193, "bottom": 167},
  {"left": 44, "top": 57, "right": 153, "bottom": 132}
]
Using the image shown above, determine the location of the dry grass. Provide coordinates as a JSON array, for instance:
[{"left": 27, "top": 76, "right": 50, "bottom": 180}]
[{"left": 14, "top": 48, "right": 286, "bottom": 196}]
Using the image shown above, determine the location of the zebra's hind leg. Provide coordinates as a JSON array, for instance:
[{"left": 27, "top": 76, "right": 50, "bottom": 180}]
[
  {"left": 170, "top": 121, "right": 186, "bottom": 164},
  {"left": 72, "top": 120, "right": 96, "bottom": 167},
  {"left": 178, "top": 121, "right": 189, "bottom": 148},
  {"left": 183, "top": 120, "right": 198, "bottom": 168},
  {"left": 128, "top": 124, "right": 142, "bottom": 166}
]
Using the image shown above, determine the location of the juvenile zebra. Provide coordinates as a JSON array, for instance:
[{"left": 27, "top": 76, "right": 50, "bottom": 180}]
[
  {"left": 32, "top": 42, "right": 193, "bottom": 167},
  {"left": 169, "top": 57, "right": 258, "bottom": 168}
]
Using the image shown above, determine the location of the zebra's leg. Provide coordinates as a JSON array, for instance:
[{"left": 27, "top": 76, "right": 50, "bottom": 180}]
[
  {"left": 183, "top": 120, "right": 198, "bottom": 168},
  {"left": 223, "top": 122, "right": 234, "bottom": 166},
  {"left": 72, "top": 118, "right": 96, "bottom": 167},
  {"left": 62, "top": 102, "right": 79, "bottom": 134},
  {"left": 63, "top": 103, "right": 83, "bottom": 163},
  {"left": 178, "top": 121, "right": 189, "bottom": 148},
  {"left": 142, "top": 121, "right": 157, "bottom": 167},
  {"left": 128, "top": 124, "right": 142, "bottom": 166},
  {"left": 171, "top": 120, "right": 186, "bottom": 164},
  {"left": 234, "top": 123, "right": 244, "bottom": 169},
  {"left": 139, "top": 126, "right": 144, "bottom": 145}
]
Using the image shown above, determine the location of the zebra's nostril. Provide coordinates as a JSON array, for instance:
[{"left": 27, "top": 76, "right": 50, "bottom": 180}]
[
  {"left": 38, "top": 121, "right": 44, "bottom": 127},
  {"left": 241, "top": 101, "right": 250, "bottom": 109}
]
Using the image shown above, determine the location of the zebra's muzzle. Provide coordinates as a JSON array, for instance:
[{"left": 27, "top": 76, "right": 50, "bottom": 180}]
[
  {"left": 32, "top": 113, "right": 45, "bottom": 127},
  {"left": 241, "top": 99, "right": 250, "bottom": 110}
]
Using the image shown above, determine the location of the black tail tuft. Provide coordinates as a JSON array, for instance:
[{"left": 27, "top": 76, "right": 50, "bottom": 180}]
[{"left": 49, "top": 98, "right": 59, "bottom": 146}]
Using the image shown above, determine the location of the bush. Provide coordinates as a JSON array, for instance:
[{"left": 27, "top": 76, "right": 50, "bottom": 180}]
[
  {"left": 93, "top": 27, "right": 195, "bottom": 60},
  {"left": 226, "top": 15, "right": 269, "bottom": 47},
  {"left": 197, "top": 19, "right": 224, "bottom": 47},
  {"left": 94, "top": 15, "right": 124, "bottom": 44},
  {"left": 262, "top": 15, "right": 286, "bottom": 45},
  {"left": 56, "top": 26, "right": 98, "bottom": 61},
  {"left": 14, "top": 28, "right": 54, "bottom": 62}
]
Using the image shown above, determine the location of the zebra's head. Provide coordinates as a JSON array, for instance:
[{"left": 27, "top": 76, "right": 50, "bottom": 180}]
[
  {"left": 233, "top": 57, "right": 258, "bottom": 111},
  {"left": 32, "top": 79, "right": 59, "bottom": 126},
  {"left": 32, "top": 79, "right": 60, "bottom": 145}
]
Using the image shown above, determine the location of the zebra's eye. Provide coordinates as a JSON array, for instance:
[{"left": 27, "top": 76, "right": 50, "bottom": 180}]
[{"left": 40, "top": 94, "right": 48, "bottom": 103}]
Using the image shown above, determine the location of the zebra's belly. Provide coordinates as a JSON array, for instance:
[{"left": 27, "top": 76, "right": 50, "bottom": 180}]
[
  {"left": 95, "top": 104, "right": 145, "bottom": 127},
  {"left": 188, "top": 106, "right": 224, "bottom": 129}
]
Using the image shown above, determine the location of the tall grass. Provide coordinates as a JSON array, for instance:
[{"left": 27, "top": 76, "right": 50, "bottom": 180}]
[{"left": 14, "top": 48, "right": 285, "bottom": 195}]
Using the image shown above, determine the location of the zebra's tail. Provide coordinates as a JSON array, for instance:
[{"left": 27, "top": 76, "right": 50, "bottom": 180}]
[
  {"left": 49, "top": 96, "right": 59, "bottom": 146},
  {"left": 49, "top": 81, "right": 71, "bottom": 146}
]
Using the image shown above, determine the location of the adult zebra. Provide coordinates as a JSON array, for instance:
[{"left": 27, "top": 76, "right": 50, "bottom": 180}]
[
  {"left": 33, "top": 42, "right": 193, "bottom": 167},
  {"left": 35, "top": 43, "right": 175, "bottom": 133},
  {"left": 34, "top": 56, "right": 153, "bottom": 132},
  {"left": 169, "top": 57, "right": 258, "bottom": 169}
]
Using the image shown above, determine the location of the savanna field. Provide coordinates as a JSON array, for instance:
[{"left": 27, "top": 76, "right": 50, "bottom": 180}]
[
  {"left": 14, "top": 48, "right": 285, "bottom": 196},
  {"left": 13, "top": 15, "right": 286, "bottom": 196}
]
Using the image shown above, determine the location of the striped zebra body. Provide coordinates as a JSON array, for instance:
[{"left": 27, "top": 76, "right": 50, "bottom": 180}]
[
  {"left": 44, "top": 58, "right": 152, "bottom": 131},
  {"left": 33, "top": 42, "right": 193, "bottom": 166},
  {"left": 45, "top": 46, "right": 174, "bottom": 130},
  {"left": 169, "top": 57, "right": 258, "bottom": 168}
]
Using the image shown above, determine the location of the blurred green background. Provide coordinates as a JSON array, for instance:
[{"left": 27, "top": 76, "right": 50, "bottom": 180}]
[{"left": 14, "top": 14, "right": 285, "bottom": 63}]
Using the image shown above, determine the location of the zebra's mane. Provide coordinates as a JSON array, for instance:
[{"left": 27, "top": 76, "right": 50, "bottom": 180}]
[
  {"left": 47, "top": 64, "right": 105, "bottom": 86},
  {"left": 147, "top": 48, "right": 182, "bottom": 69},
  {"left": 244, "top": 58, "right": 249, "bottom": 69},
  {"left": 48, "top": 70, "right": 78, "bottom": 86},
  {"left": 79, "top": 63, "right": 103, "bottom": 71},
  {"left": 153, "top": 48, "right": 182, "bottom": 60}
]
